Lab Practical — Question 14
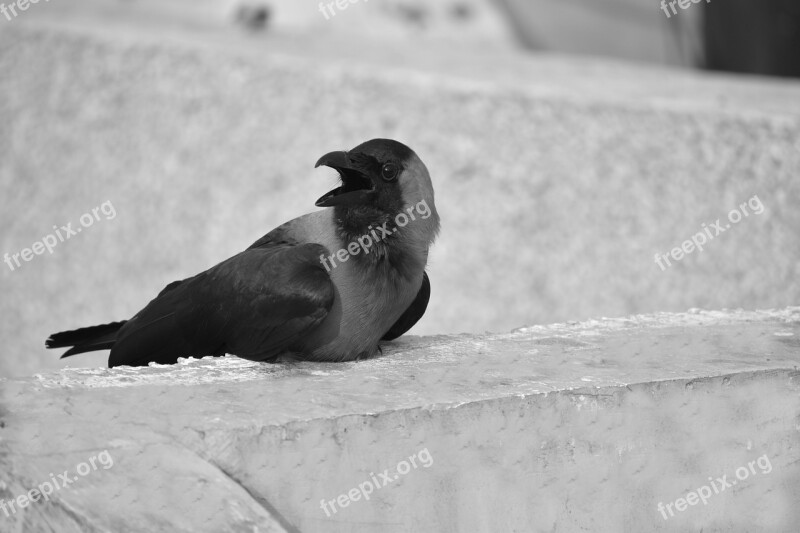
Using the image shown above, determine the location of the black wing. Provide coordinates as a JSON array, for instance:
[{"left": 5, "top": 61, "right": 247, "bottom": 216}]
[
  {"left": 108, "top": 242, "right": 334, "bottom": 367},
  {"left": 381, "top": 271, "right": 430, "bottom": 341}
]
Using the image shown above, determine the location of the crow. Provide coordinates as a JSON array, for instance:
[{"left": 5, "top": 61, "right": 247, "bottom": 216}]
[{"left": 46, "top": 139, "right": 439, "bottom": 367}]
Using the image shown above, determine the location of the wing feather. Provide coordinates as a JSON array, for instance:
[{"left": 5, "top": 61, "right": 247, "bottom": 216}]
[{"left": 108, "top": 242, "right": 334, "bottom": 367}]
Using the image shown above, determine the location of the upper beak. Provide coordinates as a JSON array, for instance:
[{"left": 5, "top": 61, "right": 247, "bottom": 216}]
[
  {"left": 314, "top": 151, "right": 375, "bottom": 208},
  {"left": 315, "top": 150, "right": 351, "bottom": 170}
]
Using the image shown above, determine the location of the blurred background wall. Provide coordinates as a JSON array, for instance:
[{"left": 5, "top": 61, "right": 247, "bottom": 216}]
[{"left": 1, "top": 0, "right": 799, "bottom": 378}]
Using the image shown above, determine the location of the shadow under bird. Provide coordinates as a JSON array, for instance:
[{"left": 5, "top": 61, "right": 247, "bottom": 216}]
[{"left": 46, "top": 139, "right": 440, "bottom": 367}]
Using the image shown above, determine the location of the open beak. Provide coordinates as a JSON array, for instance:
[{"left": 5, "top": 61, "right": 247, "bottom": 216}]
[{"left": 314, "top": 151, "right": 375, "bottom": 207}]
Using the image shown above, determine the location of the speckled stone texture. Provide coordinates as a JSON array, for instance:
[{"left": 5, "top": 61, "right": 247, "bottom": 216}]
[
  {"left": 1, "top": 308, "right": 799, "bottom": 532},
  {"left": 1, "top": 19, "right": 800, "bottom": 379}
]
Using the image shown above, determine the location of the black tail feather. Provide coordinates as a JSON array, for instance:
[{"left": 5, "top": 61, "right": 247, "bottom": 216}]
[{"left": 46, "top": 321, "right": 127, "bottom": 359}]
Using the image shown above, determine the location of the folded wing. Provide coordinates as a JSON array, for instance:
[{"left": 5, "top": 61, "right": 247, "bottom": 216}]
[{"left": 108, "top": 242, "right": 334, "bottom": 367}]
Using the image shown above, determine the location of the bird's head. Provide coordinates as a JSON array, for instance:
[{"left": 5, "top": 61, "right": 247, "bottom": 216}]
[{"left": 315, "top": 139, "right": 440, "bottom": 250}]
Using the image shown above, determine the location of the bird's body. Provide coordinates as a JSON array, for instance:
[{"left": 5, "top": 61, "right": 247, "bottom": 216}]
[{"left": 47, "top": 139, "right": 439, "bottom": 367}]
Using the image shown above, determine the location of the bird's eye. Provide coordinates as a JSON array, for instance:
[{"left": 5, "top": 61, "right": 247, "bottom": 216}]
[{"left": 381, "top": 162, "right": 399, "bottom": 181}]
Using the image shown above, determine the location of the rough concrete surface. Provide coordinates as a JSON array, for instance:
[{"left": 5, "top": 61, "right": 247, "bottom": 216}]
[
  {"left": 1, "top": 18, "right": 799, "bottom": 378},
  {"left": 1, "top": 308, "right": 799, "bottom": 532}
]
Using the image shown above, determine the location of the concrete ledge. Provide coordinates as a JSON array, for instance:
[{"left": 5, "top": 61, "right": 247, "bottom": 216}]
[{"left": 1, "top": 308, "right": 799, "bottom": 531}]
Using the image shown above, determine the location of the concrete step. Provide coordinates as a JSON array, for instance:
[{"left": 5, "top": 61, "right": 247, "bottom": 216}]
[{"left": 1, "top": 308, "right": 799, "bottom": 531}]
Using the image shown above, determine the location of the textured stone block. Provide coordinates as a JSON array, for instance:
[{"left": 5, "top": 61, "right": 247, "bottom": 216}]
[{"left": 1, "top": 308, "right": 798, "bottom": 531}]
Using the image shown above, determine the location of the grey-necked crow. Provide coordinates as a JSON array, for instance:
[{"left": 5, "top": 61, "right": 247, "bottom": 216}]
[{"left": 46, "top": 139, "right": 439, "bottom": 367}]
